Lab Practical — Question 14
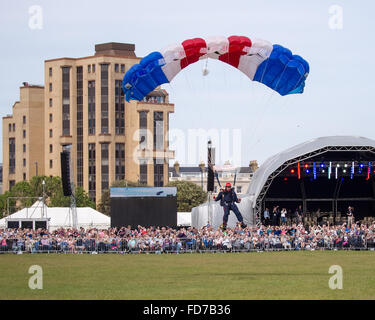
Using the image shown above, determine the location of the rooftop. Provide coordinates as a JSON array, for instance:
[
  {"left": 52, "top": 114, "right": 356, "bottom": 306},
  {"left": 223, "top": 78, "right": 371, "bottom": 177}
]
[
  {"left": 95, "top": 42, "right": 136, "bottom": 57},
  {"left": 45, "top": 42, "right": 138, "bottom": 62},
  {"left": 169, "top": 165, "right": 255, "bottom": 178}
]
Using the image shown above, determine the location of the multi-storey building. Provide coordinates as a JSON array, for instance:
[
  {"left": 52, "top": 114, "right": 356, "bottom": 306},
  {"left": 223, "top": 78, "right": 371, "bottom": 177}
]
[
  {"left": 2, "top": 84, "right": 45, "bottom": 190},
  {"left": 2, "top": 42, "right": 175, "bottom": 203}
]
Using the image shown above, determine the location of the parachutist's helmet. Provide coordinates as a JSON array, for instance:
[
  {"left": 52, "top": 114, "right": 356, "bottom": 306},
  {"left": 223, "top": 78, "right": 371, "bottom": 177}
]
[{"left": 225, "top": 182, "right": 232, "bottom": 188}]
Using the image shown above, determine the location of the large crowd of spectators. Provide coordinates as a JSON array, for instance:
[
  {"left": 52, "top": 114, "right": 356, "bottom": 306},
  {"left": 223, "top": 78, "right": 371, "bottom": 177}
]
[{"left": 1, "top": 222, "right": 375, "bottom": 254}]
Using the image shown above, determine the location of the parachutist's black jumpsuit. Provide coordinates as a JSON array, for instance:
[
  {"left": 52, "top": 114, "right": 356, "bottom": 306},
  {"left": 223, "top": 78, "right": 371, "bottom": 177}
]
[{"left": 215, "top": 189, "right": 244, "bottom": 226}]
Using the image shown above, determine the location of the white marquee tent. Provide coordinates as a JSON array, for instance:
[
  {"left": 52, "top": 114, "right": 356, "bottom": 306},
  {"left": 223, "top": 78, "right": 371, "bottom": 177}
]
[{"left": 0, "top": 200, "right": 110, "bottom": 230}]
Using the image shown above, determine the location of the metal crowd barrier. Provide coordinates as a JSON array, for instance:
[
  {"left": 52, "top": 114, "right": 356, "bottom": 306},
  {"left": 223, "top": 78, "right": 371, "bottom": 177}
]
[{"left": 0, "top": 237, "right": 374, "bottom": 254}]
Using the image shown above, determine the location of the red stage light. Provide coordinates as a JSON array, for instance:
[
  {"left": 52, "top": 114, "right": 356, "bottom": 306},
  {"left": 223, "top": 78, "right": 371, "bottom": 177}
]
[
  {"left": 290, "top": 169, "right": 295, "bottom": 174},
  {"left": 284, "top": 178, "right": 288, "bottom": 181},
  {"left": 304, "top": 164, "right": 309, "bottom": 168}
]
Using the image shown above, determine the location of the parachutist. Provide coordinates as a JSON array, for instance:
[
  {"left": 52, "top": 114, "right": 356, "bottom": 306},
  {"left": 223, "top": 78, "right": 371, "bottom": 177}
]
[{"left": 214, "top": 182, "right": 246, "bottom": 230}]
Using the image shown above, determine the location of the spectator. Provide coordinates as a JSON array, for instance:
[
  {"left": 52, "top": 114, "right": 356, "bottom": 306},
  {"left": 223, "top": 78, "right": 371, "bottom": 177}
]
[
  {"left": 263, "top": 208, "right": 270, "bottom": 226},
  {"left": 347, "top": 206, "right": 355, "bottom": 227},
  {"left": 281, "top": 208, "right": 287, "bottom": 225}
]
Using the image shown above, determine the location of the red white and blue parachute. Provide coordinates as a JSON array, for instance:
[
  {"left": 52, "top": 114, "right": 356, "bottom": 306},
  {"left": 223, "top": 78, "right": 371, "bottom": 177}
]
[{"left": 122, "top": 36, "right": 309, "bottom": 101}]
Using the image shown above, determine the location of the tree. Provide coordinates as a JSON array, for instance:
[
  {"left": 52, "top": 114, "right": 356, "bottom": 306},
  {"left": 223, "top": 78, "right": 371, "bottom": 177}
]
[
  {"left": 0, "top": 191, "right": 12, "bottom": 218},
  {"left": 166, "top": 181, "right": 207, "bottom": 212},
  {"left": 97, "top": 180, "right": 146, "bottom": 216},
  {"left": 1, "top": 176, "right": 95, "bottom": 216},
  {"left": 74, "top": 186, "right": 96, "bottom": 209}
]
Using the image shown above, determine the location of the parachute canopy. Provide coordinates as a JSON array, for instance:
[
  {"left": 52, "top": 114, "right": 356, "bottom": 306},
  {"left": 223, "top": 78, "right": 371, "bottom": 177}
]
[{"left": 123, "top": 35, "right": 309, "bottom": 101}]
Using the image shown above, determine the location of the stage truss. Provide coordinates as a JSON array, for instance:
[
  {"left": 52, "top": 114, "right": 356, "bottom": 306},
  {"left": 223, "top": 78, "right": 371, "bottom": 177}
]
[{"left": 254, "top": 145, "right": 375, "bottom": 226}]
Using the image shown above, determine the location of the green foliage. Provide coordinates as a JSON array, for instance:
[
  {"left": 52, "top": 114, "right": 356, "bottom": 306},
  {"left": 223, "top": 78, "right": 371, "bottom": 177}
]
[
  {"left": 166, "top": 180, "right": 207, "bottom": 212},
  {"left": 97, "top": 180, "right": 146, "bottom": 216},
  {"left": 0, "top": 176, "right": 95, "bottom": 217},
  {"left": 74, "top": 186, "right": 96, "bottom": 209}
]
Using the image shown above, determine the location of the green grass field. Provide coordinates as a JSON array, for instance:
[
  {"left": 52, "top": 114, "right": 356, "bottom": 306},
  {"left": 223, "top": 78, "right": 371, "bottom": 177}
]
[{"left": 0, "top": 251, "right": 374, "bottom": 300}]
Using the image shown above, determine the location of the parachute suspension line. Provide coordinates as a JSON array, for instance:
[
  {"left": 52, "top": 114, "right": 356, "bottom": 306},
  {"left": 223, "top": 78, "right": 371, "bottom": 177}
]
[
  {"left": 183, "top": 69, "right": 196, "bottom": 99},
  {"left": 253, "top": 58, "right": 294, "bottom": 144},
  {"left": 255, "top": 56, "right": 274, "bottom": 115},
  {"left": 202, "top": 57, "right": 209, "bottom": 76},
  {"left": 166, "top": 79, "right": 175, "bottom": 99},
  {"left": 273, "top": 64, "right": 289, "bottom": 93},
  {"left": 248, "top": 83, "right": 273, "bottom": 140},
  {"left": 291, "top": 72, "right": 306, "bottom": 92},
  {"left": 247, "top": 91, "right": 275, "bottom": 148},
  {"left": 259, "top": 58, "right": 270, "bottom": 84},
  {"left": 201, "top": 57, "right": 213, "bottom": 113}
]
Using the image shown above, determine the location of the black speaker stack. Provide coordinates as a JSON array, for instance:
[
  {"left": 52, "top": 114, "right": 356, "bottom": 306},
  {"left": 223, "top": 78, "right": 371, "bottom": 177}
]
[{"left": 60, "top": 150, "right": 72, "bottom": 196}]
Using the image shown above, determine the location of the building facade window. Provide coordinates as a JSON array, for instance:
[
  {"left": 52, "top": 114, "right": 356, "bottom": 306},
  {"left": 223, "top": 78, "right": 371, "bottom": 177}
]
[
  {"left": 49, "top": 144, "right": 53, "bottom": 153},
  {"left": 115, "top": 143, "right": 125, "bottom": 181},
  {"left": 92, "top": 64, "right": 96, "bottom": 73},
  {"left": 88, "top": 80, "right": 95, "bottom": 135},
  {"left": 49, "top": 159, "right": 53, "bottom": 169},
  {"left": 23, "top": 130, "right": 26, "bottom": 138},
  {"left": 9, "top": 138, "right": 15, "bottom": 174},
  {"left": 23, "top": 116, "right": 26, "bottom": 124},
  {"left": 49, "top": 98, "right": 52, "bottom": 107},
  {"left": 13, "top": 123, "right": 15, "bottom": 131},
  {"left": 101, "top": 143, "right": 109, "bottom": 191},
  {"left": 62, "top": 66, "right": 70, "bottom": 136},
  {"left": 49, "top": 129, "right": 53, "bottom": 138},
  {"left": 121, "top": 64, "right": 125, "bottom": 73},
  {"left": 76, "top": 66, "right": 83, "bottom": 187},
  {"left": 153, "top": 112, "right": 164, "bottom": 150},
  {"left": 114, "top": 64, "right": 119, "bottom": 72},
  {"left": 49, "top": 113, "right": 53, "bottom": 122},
  {"left": 8, "top": 124, "right": 11, "bottom": 132},
  {"left": 49, "top": 67, "right": 52, "bottom": 77},
  {"left": 100, "top": 64, "right": 109, "bottom": 134},
  {"left": 23, "top": 158, "right": 26, "bottom": 167},
  {"left": 23, "top": 173, "right": 26, "bottom": 181},
  {"left": 88, "top": 65, "right": 91, "bottom": 73},
  {"left": 139, "top": 111, "right": 147, "bottom": 149},
  {"left": 23, "top": 144, "right": 26, "bottom": 153},
  {"left": 140, "top": 160, "right": 148, "bottom": 185},
  {"left": 154, "top": 158, "right": 164, "bottom": 187},
  {"left": 143, "top": 95, "right": 165, "bottom": 103},
  {"left": 115, "top": 80, "right": 125, "bottom": 135},
  {"left": 49, "top": 83, "right": 52, "bottom": 92},
  {"left": 88, "top": 143, "right": 96, "bottom": 202}
]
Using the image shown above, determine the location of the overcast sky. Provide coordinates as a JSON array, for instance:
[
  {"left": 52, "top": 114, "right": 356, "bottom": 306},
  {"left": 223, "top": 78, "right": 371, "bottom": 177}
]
[{"left": 0, "top": 0, "right": 374, "bottom": 167}]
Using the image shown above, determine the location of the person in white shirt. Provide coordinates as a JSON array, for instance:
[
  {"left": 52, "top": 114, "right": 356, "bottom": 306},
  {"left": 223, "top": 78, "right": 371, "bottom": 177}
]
[{"left": 281, "top": 208, "right": 287, "bottom": 225}]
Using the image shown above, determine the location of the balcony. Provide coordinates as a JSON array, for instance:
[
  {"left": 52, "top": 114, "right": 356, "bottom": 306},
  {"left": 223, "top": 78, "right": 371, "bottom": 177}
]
[{"left": 59, "top": 135, "right": 73, "bottom": 145}]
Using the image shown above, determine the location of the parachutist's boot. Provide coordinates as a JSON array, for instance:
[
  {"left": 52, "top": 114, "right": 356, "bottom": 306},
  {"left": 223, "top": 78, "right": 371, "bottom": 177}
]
[
  {"left": 241, "top": 222, "right": 247, "bottom": 229},
  {"left": 220, "top": 223, "right": 227, "bottom": 231}
]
